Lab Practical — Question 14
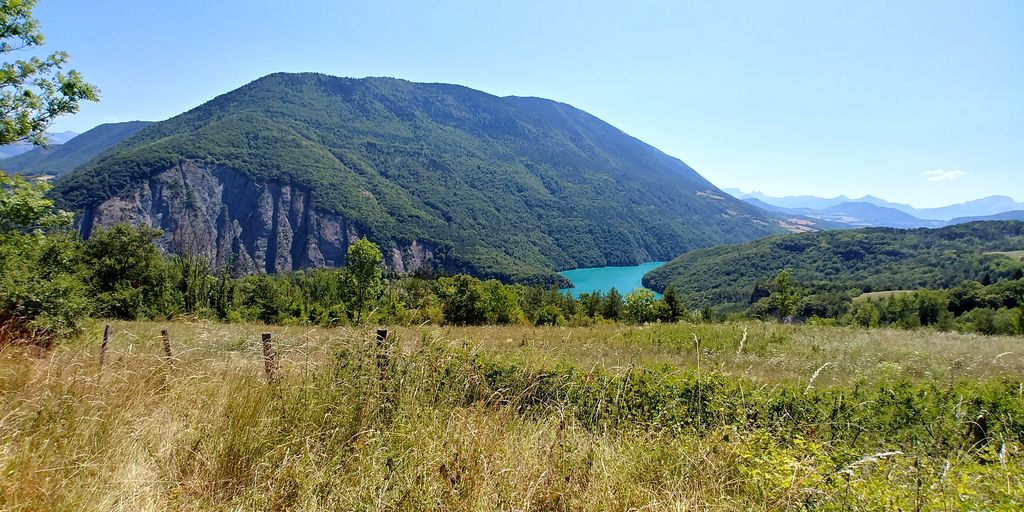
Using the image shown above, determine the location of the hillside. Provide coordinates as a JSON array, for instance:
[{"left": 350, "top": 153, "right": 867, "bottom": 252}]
[
  {"left": 643, "top": 221, "right": 1024, "bottom": 308},
  {"left": 0, "top": 131, "right": 78, "bottom": 159},
  {"left": 53, "top": 73, "right": 783, "bottom": 283},
  {"left": 949, "top": 210, "right": 1024, "bottom": 224},
  {"left": 1, "top": 121, "right": 152, "bottom": 177}
]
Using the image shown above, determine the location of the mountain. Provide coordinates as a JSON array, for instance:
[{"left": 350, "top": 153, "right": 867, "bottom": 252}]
[
  {"left": 915, "top": 196, "right": 1024, "bottom": 222},
  {"left": 740, "top": 198, "right": 847, "bottom": 231},
  {"left": 53, "top": 73, "right": 785, "bottom": 284},
  {"left": 731, "top": 189, "right": 1024, "bottom": 223},
  {"left": 948, "top": 210, "right": 1024, "bottom": 224},
  {"left": 0, "top": 131, "right": 79, "bottom": 159},
  {"left": 643, "top": 221, "right": 1024, "bottom": 309},
  {"left": 729, "top": 189, "right": 852, "bottom": 210},
  {"left": 1, "top": 121, "right": 153, "bottom": 177},
  {"left": 817, "top": 202, "right": 944, "bottom": 229},
  {"left": 740, "top": 198, "right": 941, "bottom": 229}
]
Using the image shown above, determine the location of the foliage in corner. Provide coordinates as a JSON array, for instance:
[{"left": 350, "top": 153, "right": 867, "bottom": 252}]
[{"left": 0, "top": 0, "right": 98, "bottom": 146}]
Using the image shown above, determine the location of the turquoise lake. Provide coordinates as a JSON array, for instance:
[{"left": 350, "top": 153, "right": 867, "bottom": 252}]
[{"left": 559, "top": 261, "right": 666, "bottom": 297}]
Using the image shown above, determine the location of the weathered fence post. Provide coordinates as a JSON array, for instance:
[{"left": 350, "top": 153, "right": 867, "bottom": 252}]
[
  {"left": 262, "top": 332, "right": 277, "bottom": 382},
  {"left": 99, "top": 324, "right": 111, "bottom": 368},
  {"left": 376, "top": 329, "right": 390, "bottom": 377},
  {"left": 161, "top": 329, "right": 173, "bottom": 365}
]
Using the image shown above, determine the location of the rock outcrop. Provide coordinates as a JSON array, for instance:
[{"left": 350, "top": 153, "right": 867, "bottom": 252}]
[{"left": 78, "top": 161, "right": 434, "bottom": 274}]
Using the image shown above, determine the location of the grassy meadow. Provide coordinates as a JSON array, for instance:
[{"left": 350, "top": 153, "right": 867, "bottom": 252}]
[{"left": 2, "top": 320, "right": 1023, "bottom": 510}]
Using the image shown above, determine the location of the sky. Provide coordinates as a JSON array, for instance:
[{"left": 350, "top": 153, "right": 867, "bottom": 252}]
[{"left": 30, "top": 0, "right": 1024, "bottom": 208}]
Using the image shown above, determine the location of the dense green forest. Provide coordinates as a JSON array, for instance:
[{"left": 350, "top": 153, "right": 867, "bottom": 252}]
[
  {"left": 644, "top": 221, "right": 1024, "bottom": 310},
  {"left": 52, "top": 73, "right": 781, "bottom": 283},
  {"left": 0, "top": 121, "right": 152, "bottom": 177},
  {"left": 5, "top": 175, "right": 1024, "bottom": 345}
]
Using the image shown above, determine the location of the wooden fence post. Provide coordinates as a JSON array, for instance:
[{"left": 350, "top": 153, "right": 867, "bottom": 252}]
[
  {"left": 99, "top": 324, "right": 111, "bottom": 368},
  {"left": 262, "top": 332, "right": 277, "bottom": 382},
  {"left": 376, "top": 329, "right": 390, "bottom": 377},
  {"left": 161, "top": 329, "right": 173, "bottom": 365}
]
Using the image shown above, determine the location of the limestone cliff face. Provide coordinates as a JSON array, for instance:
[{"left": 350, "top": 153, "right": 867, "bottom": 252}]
[{"left": 77, "top": 161, "right": 435, "bottom": 274}]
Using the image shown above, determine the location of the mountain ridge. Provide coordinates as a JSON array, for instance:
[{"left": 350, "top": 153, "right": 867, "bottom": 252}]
[
  {"left": 0, "top": 121, "right": 152, "bottom": 177},
  {"left": 0, "top": 131, "right": 79, "bottom": 159},
  {"left": 726, "top": 188, "right": 1024, "bottom": 226},
  {"left": 643, "top": 220, "right": 1024, "bottom": 309},
  {"left": 54, "top": 73, "right": 785, "bottom": 283}
]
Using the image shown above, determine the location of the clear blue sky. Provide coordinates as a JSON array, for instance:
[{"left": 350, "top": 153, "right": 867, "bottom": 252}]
[{"left": 33, "top": 0, "right": 1023, "bottom": 208}]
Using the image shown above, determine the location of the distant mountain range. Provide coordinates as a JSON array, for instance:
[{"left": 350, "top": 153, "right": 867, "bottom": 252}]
[
  {"left": 0, "top": 121, "right": 153, "bottom": 177},
  {"left": 723, "top": 188, "right": 1024, "bottom": 228},
  {"left": 0, "top": 131, "right": 79, "bottom": 159}
]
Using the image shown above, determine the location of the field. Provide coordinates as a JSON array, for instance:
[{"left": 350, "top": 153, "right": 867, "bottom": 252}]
[
  {"left": 853, "top": 290, "right": 915, "bottom": 302},
  {"left": 988, "top": 250, "right": 1024, "bottom": 261},
  {"left": 2, "top": 320, "right": 1023, "bottom": 510}
]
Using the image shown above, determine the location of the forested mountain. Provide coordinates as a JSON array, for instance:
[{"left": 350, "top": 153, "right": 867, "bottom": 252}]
[
  {"left": 1, "top": 121, "right": 152, "bottom": 177},
  {"left": 643, "top": 221, "right": 1024, "bottom": 308},
  {"left": 53, "top": 73, "right": 785, "bottom": 284}
]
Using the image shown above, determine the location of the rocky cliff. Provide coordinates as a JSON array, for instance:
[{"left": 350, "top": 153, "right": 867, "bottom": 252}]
[{"left": 78, "top": 161, "right": 435, "bottom": 274}]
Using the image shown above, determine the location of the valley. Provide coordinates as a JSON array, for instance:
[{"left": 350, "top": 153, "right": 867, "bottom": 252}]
[{"left": 1, "top": 1, "right": 1022, "bottom": 508}]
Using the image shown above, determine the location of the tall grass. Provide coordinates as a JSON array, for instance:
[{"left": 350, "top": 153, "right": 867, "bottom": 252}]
[{"left": 1, "top": 320, "right": 1021, "bottom": 510}]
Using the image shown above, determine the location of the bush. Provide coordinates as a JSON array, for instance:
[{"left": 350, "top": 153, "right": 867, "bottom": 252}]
[{"left": 0, "top": 176, "right": 87, "bottom": 345}]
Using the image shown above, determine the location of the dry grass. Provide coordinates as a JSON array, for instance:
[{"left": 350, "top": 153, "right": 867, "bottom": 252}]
[
  {"left": 414, "top": 321, "right": 1024, "bottom": 386},
  {"left": 986, "top": 250, "right": 1024, "bottom": 261},
  {"left": 0, "top": 319, "right": 1021, "bottom": 510},
  {"left": 853, "top": 290, "right": 915, "bottom": 301}
]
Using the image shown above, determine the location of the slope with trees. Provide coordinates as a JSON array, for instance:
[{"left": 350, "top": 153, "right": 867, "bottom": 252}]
[
  {"left": 52, "top": 73, "right": 784, "bottom": 284},
  {"left": 0, "top": 0, "right": 98, "bottom": 343},
  {"left": 1, "top": 121, "right": 152, "bottom": 176},
  {"left": 643, "top": 221, "right": 1024, "bottom": 310}
]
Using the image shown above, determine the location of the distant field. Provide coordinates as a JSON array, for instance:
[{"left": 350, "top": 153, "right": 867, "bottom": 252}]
[
  {"left": 987, "top": 250, "right": 1024, "bottom": 261},
  {"left": 2, "top": 320, "right": 1022, "bottom": 510},
  {"left": 854, "top": 290, "right": 915, "bottom": 301}
]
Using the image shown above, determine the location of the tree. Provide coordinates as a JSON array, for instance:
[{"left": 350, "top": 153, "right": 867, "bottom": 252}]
[
  {"left": 624, "top": 288, "right": 659, "bottom": 324},
  {"left": 660, "top": 286, "right": 683, "bottom": 322},
  {"left": 0, "top": 0, "right": 97, "bottom": 345},
  {"left": 0, "top": 175, "right": 84, "bottom": 343},
  {"left": 81, "top": 225, "right": 168, "bottom": 319},
  {"left": 0, "top": 0, "right": 98, "bottom": 146},
  {"left": 481, "top": 279, "right": 523, "bottom": 324},
  {"left": 602, "top": 287, "right": 623, "bottom": 321},
  {"left": 579, "top": 291, "right": 603, "bottom": 318},
  {"left": 0, "top": 173, "right": 71, "bottom": 233},
  {"left": 771, "top": 269, "right": 801, "bottom": 321},
  {"left": 434, "top": 274, "right": 485, "bottom": 325},
  {"left": 343, "top": 237, "right": 383, "bottom": 324}
]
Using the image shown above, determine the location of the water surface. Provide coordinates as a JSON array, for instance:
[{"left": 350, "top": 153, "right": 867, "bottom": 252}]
[{"left": 559, "top": 261, "right": 665, "bottom": 297}]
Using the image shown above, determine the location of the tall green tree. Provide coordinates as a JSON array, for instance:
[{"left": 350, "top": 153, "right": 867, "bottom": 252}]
[
  {"left": 772, "top": 269, "right": 801, "bottom": 321},
  {"left": 81, "top": 225, "right": 168, "bottom": 320},
  {"left": 343, "top": 237, "right": 383, "bottom": 324},
  {"left": 624, "top": 288, "right": 659, "bottom": 324},
  {"left": 0, "top": 175, "right": 84, "bottom": 343},
  {"left": 0, "top": 0, "right": 97, "bottom": 345},
  {"left": 434, "top": 274, "right": 485, "bottom": 325},
  {"left": 660, "top": 286, "right": 683, "bottom": 322},
  {"left": 602, "top": 287, "right": 623, "bottom": 321},
  {"left": 0, "top": 0, "right": 98, "bottom": 145}
]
